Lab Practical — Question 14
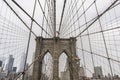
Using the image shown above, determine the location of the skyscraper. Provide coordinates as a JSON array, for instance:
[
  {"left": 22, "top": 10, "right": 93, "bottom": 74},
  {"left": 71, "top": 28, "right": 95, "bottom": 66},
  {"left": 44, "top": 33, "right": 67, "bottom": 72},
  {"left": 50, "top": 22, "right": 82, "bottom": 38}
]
[
  {"left": 0, "top": 60, "right": 2, "bottom": 67},
  {"left": 18, "top": 53, "right": 26, "bottom": 73},
  {"left": 60, "top": 70, "right": 70, "bottom": 80},
  {"left": 94, "top": 66, "right": 103, "bottom": 79},
  {"left": 12, "top": 67, "right": 17, "bottom": 72},
  {"left": 79, "top": 67, "right": 85, "bottom": 77},
  {"left": 4, "top": 55, "right": 14, "bottom": 73}
]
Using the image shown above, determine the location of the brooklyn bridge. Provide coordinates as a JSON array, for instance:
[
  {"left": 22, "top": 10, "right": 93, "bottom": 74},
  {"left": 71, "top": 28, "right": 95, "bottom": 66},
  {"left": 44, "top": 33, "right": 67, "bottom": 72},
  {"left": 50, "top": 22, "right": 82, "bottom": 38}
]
[{"left": 0, "top": 0, "right": 120, "bottom": 80}]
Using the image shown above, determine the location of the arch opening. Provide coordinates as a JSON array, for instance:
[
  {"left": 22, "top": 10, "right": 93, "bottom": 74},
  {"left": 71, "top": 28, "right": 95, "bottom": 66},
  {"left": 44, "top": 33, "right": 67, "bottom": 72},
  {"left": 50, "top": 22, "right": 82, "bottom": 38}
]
[
  {"left": 40, "top": 52, "right": 53, "bottom": 80},
  {"left": 59, "top": 52, "right": 70, "bottom": 80}
]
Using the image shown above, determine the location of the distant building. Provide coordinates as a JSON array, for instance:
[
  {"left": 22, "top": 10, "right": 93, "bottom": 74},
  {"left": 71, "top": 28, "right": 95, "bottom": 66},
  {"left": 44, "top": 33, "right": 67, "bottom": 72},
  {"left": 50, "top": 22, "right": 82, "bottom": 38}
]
[
  {"left": 94, "top": 66, "right": 103, "bottom": 79},
  {"left": 40, "top": 73, "right": 49, "bottom": 80},
  {"left": 18, "top": 53, "right": 26, "bottom": 73},
  {"left": 0, "top": 72, "right": 7, "bottom": 80},
  {"left": 8, "top": 72, "right": 17, "bottom": 80},
  {"left": 79, "top": 66, "right": 85, "bottom": 79},
  {"left": 12, "top": 67, "right": 17, "bottom": 72},
  {"left": 4, "top": 55, "right": 14, "bottom": 74},
  {"left": 0, "top": 61, "right": 3, "bottom": 72},
  {"left": 60, "top": 70, "right": 70, "bottom": 80},
  {"left": 107, "top": 73, "right": 112, "bottom": 80},
  {"left": 0, "top": 61, "right": 2, "bottom": 67},
  {"left": 0, "top": 67, "right": 3, "bottom": 72}
]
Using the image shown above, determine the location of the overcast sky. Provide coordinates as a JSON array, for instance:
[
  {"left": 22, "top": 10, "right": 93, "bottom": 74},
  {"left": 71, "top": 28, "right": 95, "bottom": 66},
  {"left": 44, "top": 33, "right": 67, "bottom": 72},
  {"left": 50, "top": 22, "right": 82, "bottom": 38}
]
[{"left": 0, "top": 0, "right": 120, "bottom": 78}]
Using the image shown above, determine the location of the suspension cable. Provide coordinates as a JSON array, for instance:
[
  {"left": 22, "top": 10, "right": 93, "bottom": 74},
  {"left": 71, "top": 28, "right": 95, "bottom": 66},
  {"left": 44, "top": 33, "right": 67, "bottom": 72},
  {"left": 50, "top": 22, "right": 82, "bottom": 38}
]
[
  {"left": 75, "top": 0, "right": 119, "bottom": 38},
  {"left": 12, "top": 0, "right": 52, "bottom": 37}
]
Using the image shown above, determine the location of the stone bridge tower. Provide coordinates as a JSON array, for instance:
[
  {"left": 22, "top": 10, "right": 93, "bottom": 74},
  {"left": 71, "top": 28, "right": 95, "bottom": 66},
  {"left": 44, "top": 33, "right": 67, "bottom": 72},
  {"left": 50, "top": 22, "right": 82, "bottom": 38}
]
[{"left": 32, "top": 37, "right": 80, "bottom": 80}]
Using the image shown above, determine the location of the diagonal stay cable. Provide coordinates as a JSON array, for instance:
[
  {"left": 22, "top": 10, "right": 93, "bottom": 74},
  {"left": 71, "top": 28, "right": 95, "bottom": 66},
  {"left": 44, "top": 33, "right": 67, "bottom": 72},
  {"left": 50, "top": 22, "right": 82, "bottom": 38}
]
[
  {"left": 3, "top": 0, "right": 37, "bottom": 37},
  {"left": 22, "top": 0, "right": 37, "bottom": 79},
  {"left": 12, "top": 0, "right": 52, "bottom": 37},
  {"left": 38, "top": 0, "right": 54, "bottom": 36},
  {"left": 63, "top": 0, "right": 120, "bottom": 37},
  {"left": 60, "top": 0, "right": 79, "bottom": 34},
  {"left": 58, "top": 0, "right": 67, "bottom": 32},
  {"left": 75, "top": 0, "right": 119, "bottom": 38},
  {"left": 77, "top": 47, "right": 120, "bottom": 64},
  {"left": 62, "top": 17, "right": 96, "bottom": 37},
  {"left": 62, "top": 0, "right": 95, "bottom": 36},
  {"left": 41, "top": 0, "right": 47, "bottom": 36},
  {"left": 13, "top": 51, "right": 43, "bottom": 80},
  {"left": 60, "top": 0, "right": 86, "bottom": 35},
  {"left": 46, "top": 0, "right": 54, "bottom": 31}
]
